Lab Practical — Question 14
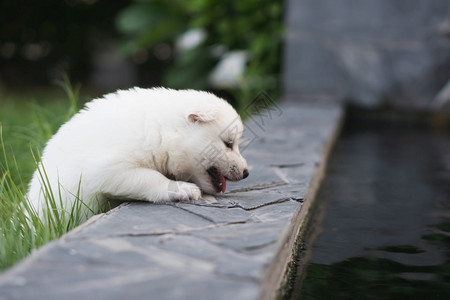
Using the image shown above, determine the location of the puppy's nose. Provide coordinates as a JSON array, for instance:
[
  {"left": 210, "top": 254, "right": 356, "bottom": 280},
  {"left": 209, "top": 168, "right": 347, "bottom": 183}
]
[{"left": 243, "top": 169, "right": 249, "bottom": 179}]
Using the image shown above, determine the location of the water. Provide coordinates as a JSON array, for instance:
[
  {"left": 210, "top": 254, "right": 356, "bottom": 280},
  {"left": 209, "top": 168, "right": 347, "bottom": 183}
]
[{"left": 293, "top": 119, "right": 450, "bottom": 299}]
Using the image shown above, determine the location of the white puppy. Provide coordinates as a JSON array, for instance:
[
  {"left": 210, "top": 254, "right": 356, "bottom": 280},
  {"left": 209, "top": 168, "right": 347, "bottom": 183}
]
[{"left": 27, "top": 87, "right": 248, "bottom": 218}]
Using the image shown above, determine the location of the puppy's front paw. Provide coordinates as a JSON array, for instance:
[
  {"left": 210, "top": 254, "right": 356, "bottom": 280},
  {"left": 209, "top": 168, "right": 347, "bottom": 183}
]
[{"left": 168, "top": 181, "right": 201, "bottom": 201}]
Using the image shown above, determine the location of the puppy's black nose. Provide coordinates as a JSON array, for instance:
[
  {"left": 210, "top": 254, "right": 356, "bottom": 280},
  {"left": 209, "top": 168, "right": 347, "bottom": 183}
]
[{"left": 243, "top": 169, "right": 249, "bottom": 179}]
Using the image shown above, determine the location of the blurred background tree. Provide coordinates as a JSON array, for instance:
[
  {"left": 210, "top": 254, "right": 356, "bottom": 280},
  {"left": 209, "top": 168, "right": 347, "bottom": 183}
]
[
  {"left": 0, "top": 0, "right": 129, "bottom": 86},
  {"left": 116, "top": 0, "right": 283, "bottom": 108},
  {"left": 0, "top": 0, "right": 283, "bottom": 108}
]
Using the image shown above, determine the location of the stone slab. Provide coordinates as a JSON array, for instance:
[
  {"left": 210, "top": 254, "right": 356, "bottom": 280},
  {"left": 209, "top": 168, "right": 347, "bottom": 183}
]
[
  {"left": 70, "top": 203, "right": 215, "bottom": 239},
  {"left": 220, "top": 190, "right": 290, "bottom": 210},
  {"left": 174, "top": 203, "right": 258, "bottom": 224}
]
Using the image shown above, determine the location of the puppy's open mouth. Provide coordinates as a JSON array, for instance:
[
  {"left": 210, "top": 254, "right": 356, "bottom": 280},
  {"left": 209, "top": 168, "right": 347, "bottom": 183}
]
[{"left": 207, "top": 167, "right": 227, "bottom": 193}]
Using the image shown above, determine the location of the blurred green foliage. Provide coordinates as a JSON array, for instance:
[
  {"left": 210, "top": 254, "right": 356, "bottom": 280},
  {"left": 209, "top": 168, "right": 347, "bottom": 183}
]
[{"left": 116, "top": 0, "right": 283, "bottom": 109}]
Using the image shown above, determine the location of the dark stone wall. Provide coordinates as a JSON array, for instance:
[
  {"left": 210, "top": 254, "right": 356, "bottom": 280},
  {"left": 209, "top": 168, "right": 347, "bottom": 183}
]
[{"left": 283, "top": 0, "right": 450, "bottom": 110}]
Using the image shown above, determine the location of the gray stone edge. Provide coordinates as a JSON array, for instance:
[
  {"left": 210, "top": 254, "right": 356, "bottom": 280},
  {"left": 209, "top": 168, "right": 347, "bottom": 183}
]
[{"left": 259, "top": 108, "right": 345, "bottom": 300}]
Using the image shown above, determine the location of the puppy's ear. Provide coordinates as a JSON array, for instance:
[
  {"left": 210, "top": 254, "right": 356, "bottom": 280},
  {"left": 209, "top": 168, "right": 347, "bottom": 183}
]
[{"left": 187, "top": 109, "right": 217, "bottom": 124}]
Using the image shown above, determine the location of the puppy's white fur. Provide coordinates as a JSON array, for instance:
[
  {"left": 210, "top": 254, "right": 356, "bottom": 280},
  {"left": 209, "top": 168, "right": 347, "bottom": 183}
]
[{"left": 27, "top": 87, "right": 248, "bottom": 218}]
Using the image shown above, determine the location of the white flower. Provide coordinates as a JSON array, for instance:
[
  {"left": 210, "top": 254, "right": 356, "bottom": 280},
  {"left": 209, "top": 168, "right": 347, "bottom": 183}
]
[
  {"left": 209, "top": 50, "right": 248, "bottom": 88},
  {"left": 175, "top": 29, "right": 207, "bottom": 52}
]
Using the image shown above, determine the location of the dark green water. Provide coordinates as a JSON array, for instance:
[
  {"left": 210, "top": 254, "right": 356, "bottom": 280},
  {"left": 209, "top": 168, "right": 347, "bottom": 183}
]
[{"left": 295, "top": 121, "right": 450, "bottom": 299}]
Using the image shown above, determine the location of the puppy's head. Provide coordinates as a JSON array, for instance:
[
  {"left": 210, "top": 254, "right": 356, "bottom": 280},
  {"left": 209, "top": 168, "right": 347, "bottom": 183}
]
[{"left": 180, "top": 94, "right": 249, "bottom": 194}]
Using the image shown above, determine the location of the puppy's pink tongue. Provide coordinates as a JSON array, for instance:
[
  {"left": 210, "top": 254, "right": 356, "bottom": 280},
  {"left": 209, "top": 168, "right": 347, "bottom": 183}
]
[
  {"left": 220, "top": 177, "right": 227, "bottom": 193},
  {"left": 216, "top": 171, "right": 226, "bottom": 193}
]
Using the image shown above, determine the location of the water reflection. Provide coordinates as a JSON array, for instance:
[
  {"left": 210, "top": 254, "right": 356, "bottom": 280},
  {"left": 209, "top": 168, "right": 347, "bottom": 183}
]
[{"left": 295, "top": 122, "right": 450, "bottom": 299}]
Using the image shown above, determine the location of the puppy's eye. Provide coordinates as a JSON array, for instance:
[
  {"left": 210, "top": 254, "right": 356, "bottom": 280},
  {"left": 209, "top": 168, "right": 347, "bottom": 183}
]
[{"left": 224, "top": 141, "right": 233, "bottom": 149}]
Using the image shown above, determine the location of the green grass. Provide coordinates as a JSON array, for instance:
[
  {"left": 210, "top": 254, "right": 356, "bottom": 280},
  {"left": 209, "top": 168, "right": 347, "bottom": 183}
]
[{"left": 0, "top": 80, "right": 96, "bottom": 271}]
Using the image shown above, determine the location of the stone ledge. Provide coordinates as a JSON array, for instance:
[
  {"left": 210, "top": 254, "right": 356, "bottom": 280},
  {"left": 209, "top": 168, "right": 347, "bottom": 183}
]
[{"left": 0, "top": 102, "right": 343, "bottom": 300}]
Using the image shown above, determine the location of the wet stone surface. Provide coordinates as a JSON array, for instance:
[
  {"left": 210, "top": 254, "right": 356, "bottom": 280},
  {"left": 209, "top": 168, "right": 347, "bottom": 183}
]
[{"left": 0, "top": 102, "right": 343, "bottom": 300}]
